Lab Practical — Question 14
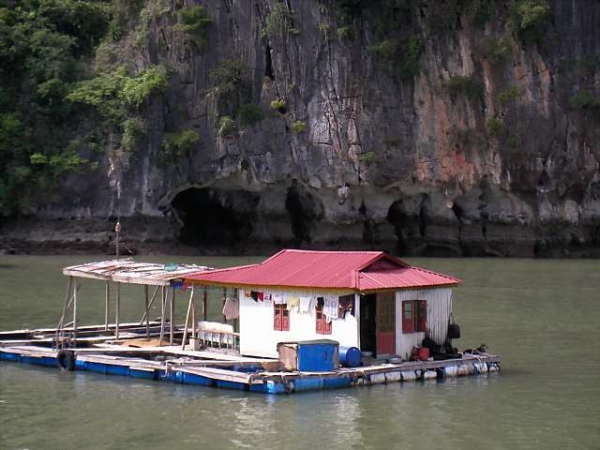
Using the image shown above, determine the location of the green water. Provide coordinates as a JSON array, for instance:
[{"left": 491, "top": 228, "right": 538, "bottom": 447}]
[{"left": 0, "top": 256, "right": 599, "bottom": 450}]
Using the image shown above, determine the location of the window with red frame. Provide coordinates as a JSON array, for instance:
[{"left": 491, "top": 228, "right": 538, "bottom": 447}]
[
  {"left": 402, "top": 300, "right": 427, "bottom": 333},
  {"left": 274, "top": 303, "right": 290, "bottom": 331},
  {"left": 315, "top": 297, "right": 332, "bottom": 334}
]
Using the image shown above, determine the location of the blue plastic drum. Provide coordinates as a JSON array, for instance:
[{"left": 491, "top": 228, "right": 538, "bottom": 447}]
[{"left": 339, "top": 346, "right": 361, "bottom": 368}]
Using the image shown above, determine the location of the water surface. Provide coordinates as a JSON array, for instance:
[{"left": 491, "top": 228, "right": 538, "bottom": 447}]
[{"left": 1, "top": 256, "right": 598, "bottom": 450}]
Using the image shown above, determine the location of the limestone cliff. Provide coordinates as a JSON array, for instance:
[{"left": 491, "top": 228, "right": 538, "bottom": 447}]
[{"left": 2, "top": 0, "right": 599, "bottom": 257}]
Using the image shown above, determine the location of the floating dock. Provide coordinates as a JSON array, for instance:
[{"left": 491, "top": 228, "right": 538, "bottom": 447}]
[{"left": 0, "top": 329, "right": 500, "bottom": 395}]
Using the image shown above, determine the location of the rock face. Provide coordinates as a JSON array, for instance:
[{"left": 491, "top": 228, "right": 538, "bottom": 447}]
[{"left": 2, "top": 0, "right": 600, "bottom": 257}]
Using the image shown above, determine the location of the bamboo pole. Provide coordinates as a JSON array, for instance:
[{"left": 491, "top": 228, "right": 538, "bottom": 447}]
[
  {"left": 139, "top": 286, "right": 160, "bottom": 324},
  {"left": 144, "top": 285, "right": 150, "bottom": 339},
  {"left": 191, "top": 287, "right": 197, "bottom": 340},
  {"left": 181, "top": 286, "right": 194, "bottom": 350},
  {"left": 73, "top": 279, "right": 78, "bottom": 347},
  {"left": 159, "top": 286, "right": 166, "bottom": 346},
  {"left": 234, "top": 288, "right": 239, "bottom": 333},
  {"left": 57, "top": 277, "right": 74, "bottom": 330},
  {"left": 222, "top": 287, "right": 227, "bottom": 324},
  {"left": 115, "top": 282, "right": 121, "bottom": 340},
  {"left": 104, "top": 281, "right": 110, "bottom": 332},
  {"left": 203, "top": 286, "right": 208, "bottom": 321},
  {"left": 169, "top": 288, "right": 175, "bottom": 345}
]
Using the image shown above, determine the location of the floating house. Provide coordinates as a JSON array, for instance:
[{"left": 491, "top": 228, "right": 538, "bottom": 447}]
[
  {"left": 184, "top": 249, "right": 461, "bottom": 360},
  {"left": 0, "top": 251, "right": 500, "bottom": 394}
]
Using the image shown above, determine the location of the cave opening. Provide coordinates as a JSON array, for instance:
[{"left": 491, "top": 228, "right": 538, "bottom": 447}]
[
  {"left": 285, "top": 180, "right": 323, "bottom": 245},
  {"left": 171, "top": 188, "right": 259, "bottom": 246}
]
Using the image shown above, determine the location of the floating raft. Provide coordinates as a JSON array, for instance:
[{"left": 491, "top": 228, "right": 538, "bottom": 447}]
[{"left": 0, "top": 343, "right": 500, "bottom": 395}]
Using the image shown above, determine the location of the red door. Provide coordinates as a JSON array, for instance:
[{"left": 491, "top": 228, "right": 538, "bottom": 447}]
[{"left": 376, "top": 292, "right": 396, "bottom": 356}]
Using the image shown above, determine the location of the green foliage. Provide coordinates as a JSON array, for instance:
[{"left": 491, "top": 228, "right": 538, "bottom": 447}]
[
  {"left": 122, "top": 66, "right": 169, "bottom": 108},
  {"left": 334, "top": 0, "right": 363, "bottom": 25},
  {"left": 291, "top": 120, "right": 307, "bottom": 133},
  {"left": 209, "top": 60, "right": 246, "bottom": 98},
  {"left": 66, "top": 67, "right": 128, "bottom": 119},
  {"left": 509, "top": 0, "right": 552, "bottom": 45},
  {"left": 270, "top": 99, "right": 286, "bottom": 112},
  {"left": 497, "top": 86, "right": 521, "bottom": 104},
  {"left": 174, "top": 5, "right": 212, "bottom": 49},
  {"left": 368, "top": 39, "right": 398, "bottom": 61},
  {"left": 486, "top": 117, "right": 503, "bottom": 137},
  {"left": 217, "top": 116, "right": 237, "bottom": 137},
  {"left": 238, "top": 104, "right": 264, "bottom": 126},
  {"left": 443, "top": 76, "right": 482, "bottom": 103},
  {"left": 0, "top": 0, "right": 113, "bottom": 216},
  {"left": 402, "top": 36, "right": 422, "bottom": 77},
  {"left": 367, "top": 35, "right": 421, "bottom": 78},
  {"left": 68, "top": 66, "right": 169, "bottom": 115},
  {"left": 359, "top": 151, "right": 376, "bottom": 163},
  {"left": 479, "top": 37, "right": 512, "bottom": 64},
  {"left": 569, "top": 91, "right": 600, "bottom": 110},
  {"left": 336, "top": 26, "right": 354, "bottom": 40},
  {"left": 30, "top": 150, "right": 90, "bottom": 176},
  {"left": 122, "top": 118, "right": 144, "bottom": 152},
  {"left": 262, "top": 3, "right": 295, "bottom": 40},
  {"left": 162, "top": 129, "right": 200, "bottom": 156},
  {"left": 429, "top": 0, "right": 494, "bottom": 33}
]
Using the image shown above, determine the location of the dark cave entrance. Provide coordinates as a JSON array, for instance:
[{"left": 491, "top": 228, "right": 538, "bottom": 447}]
[
  {"left": 285, "top": 180, "right": 324, "bottom": 245},
  {"left": 171, "top": 188, "right": 260, "bottom": 246}
]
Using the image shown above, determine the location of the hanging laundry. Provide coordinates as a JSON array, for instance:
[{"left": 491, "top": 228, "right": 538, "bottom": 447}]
[
  {"left": 244, "top": 290, "right": 252, "bottom": 298},
  {"left": 257, "top": 292, "right": 264, "bottom": 301},
  {"left": 299, "top": 296, "right": 313, "bottom": 314},
  {"left": 323, "top": 296, "right": 339, "bottom": 321},
  {"left": 272, "top": 294, "right": 286, "bottom": 304},
  {"left": 263, "top": 293, "right": 272, "bottom": 302},
  {"left": 222, "top": 297, "right": 239, "bottom": 320},
  {"left": 286, "top": 296, "right": 300, "bottom": 311},
  {"left": 250, "top": 291, "right": 259, "bottom": 302}
]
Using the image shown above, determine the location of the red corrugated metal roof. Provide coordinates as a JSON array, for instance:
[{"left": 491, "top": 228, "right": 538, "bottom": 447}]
[{"left": 184, "top": 249, "right": 460, "bottom": 292}]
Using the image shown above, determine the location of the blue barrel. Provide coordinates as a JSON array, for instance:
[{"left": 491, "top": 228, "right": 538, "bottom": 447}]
[{"left": 339, "top": 346, "right": 361, "bottom": 368}]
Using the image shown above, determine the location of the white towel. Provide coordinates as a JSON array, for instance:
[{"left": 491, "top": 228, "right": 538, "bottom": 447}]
[
  {"left": 323, "top": 296, "right": 339, "bottom": 321},
  {"left": 272, "top": 294, "right": 286, "bottom": 304},
  {"left": 222, "top": 297, "right": 239, "bottom": 320},
  {"left": 299, "top": 296, "right": 313, "bottom": 314}
]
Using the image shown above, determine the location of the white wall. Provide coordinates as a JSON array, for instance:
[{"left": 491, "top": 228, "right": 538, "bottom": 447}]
[
  {"left": 239, "top": 288, "right": 359, "bottom": 358},
  {"left": 395, "top": 288, "right": 453, "bottom": 359}
]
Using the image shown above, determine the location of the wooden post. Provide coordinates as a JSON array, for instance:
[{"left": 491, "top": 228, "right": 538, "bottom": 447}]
[
  {"left": 181, "top": 286, "right": 194, "bottom": 350},
  {"left": 115, "top": 282, "right": 121, "bottom": 340},
  {"left": 55, "top": 276, "right": 74, "bottom": 349},
  {"left": 234, "top": 288, "right": 239, "bottom": 333},
  {"left": 192, "top": 286, "right": 197, "bottom": 340},
  {"left": 159, "top": 286, "right": 166, "bottom": 346},
  {"left": 170, "top": 288, "right": 175, "bottom": 345},
  {"left": 222, "top": 287, "right": 227, "bottom": 324},
  {"left": 203, "top": 286, "right": 208, "bottom": 321},
  {"left": 57, "top": 277, "right": 73, "bottom": 330},
  {"left": 144, "top": 285, "right": 150, "bottom": 339},
  {"left": 139, "top": 286, "right": 160, "bottom": 324},
  {"left": 73, "top": 278, "right": 78, "bottom": 347},
  {"left": 104, "top": 281, "right": 110, "bottom": 332}
]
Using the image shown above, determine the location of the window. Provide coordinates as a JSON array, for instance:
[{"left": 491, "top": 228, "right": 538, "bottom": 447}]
[
  {"left": 338, "top": 294, "right": 354, "bottom": 319},
  {"left": 274, "top": 304, "right": 289, "bottom": 331},
  {"left": 315, "top": 297, "right": 332, "bottom": 334},
  {"left": 402, "top": 300, "right": 427, "bottom": 334}
]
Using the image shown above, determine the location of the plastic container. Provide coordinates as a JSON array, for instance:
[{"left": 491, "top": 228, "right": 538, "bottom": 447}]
[
  {"left": 418, "top": 347, "right": 430, "bottom": 361},
  {"left": 339, "top": 346, "right": 361, "bottom": 368}
]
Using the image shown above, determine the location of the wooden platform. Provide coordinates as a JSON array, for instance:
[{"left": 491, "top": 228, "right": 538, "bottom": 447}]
[{"left": 0, "top": 340, "right": 501, "bottom": 394}]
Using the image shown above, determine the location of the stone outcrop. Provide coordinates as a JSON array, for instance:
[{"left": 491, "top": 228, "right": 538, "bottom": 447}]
[{"left": 2, "top": 0, "right": 599, "bottom": 257}]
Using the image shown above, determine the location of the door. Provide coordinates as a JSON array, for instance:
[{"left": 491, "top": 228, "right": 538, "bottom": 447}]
[{"left": 376, "top": 292, "right": 396, "bottom": 356}]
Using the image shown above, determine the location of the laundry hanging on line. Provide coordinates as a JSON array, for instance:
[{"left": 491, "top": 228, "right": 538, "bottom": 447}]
[{"left": 222, "top": 297, "right": 239, "bottom": 320}]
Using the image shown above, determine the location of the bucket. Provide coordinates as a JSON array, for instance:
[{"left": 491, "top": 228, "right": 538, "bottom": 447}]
[
  {"left": 418, "top": 347, "right": 430, "bottom": 361},
  {"left": 339, "top": 346, "right": 361, "bottom": 368}
]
